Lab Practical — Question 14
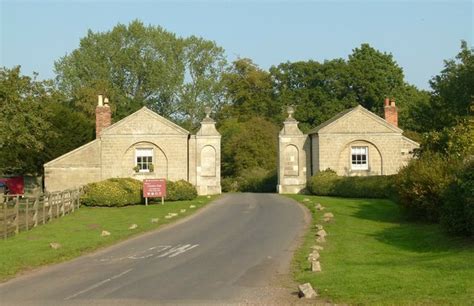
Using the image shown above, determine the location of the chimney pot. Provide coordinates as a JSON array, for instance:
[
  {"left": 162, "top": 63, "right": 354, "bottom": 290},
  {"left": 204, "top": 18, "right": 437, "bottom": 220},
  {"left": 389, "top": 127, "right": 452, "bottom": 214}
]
[
  {"left": 384, "top": 97, "right": 398, "bottom": 127},
  {"left": 96, "top": 96, "right": 111, "bottom": 138},
  {"left": 98, "top": 94, "right": 103, "bottom": 107}
]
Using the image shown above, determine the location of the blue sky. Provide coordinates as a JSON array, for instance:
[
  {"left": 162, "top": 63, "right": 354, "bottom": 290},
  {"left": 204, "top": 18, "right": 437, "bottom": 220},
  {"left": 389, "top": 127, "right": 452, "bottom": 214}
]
[{"left": 1, "top": 0, "right": 472, "bottom": 90}]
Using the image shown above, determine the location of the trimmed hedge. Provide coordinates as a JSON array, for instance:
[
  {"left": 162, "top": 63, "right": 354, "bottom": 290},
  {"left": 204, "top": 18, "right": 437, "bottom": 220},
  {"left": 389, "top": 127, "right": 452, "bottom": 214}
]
[
  {"left": 81, "top": 178, "right": 143, "bottom": 207},
  {"left": 307, "top": 169, "right": 395, "bottom": 199},
  {"left": 166, "top": 180, "right": 198, "bottom": 201},
  {"left": 81, "top": 178, "right": 198, "bottom": 206}
]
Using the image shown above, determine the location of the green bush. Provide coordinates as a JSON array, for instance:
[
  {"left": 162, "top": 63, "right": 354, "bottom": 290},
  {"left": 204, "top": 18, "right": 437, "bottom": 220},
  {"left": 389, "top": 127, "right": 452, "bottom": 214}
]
[
  {"left": 81, "top": 178, "right": 143, "bottom": 207},
  {"left": 440, "top": 159, "right": 474, "bottom": 237},
  {"left": 222, "top": 168, "right": 277, "bottom": 193},
  {"left": 307, "top": 169, "right": 394, "bottom": 198},
  {"left": 307, "top": 169, "right": 339, "bottom": 196},
  {"left": 166, "top": 180, "right": 197, "bottom": 201},
  {"left": 395, "top": 152, "right": 456, "bottom": 222}
]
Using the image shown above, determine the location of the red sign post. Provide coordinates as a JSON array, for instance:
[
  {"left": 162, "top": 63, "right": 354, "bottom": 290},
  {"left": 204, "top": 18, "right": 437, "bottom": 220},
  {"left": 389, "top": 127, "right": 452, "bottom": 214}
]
[{"left": 143, "top": 179, "right": 166, "bottom": 206}]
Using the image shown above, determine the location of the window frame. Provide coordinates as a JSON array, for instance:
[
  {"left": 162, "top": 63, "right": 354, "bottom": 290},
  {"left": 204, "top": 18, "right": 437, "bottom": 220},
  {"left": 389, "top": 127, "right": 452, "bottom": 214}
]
[
  {"left": 135, "top": 148, "right": 153, "bottom": 173},
  {"left": 350, "top": 146, "right": 369, "bottom": 171}
]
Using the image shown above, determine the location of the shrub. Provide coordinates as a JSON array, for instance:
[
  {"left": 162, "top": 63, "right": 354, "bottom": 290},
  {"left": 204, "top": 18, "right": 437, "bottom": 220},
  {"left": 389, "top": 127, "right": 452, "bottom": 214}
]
[
  {"left": 307, "top": 169, "right": 394, "bottom": 198},
  {"left": 222, "top": 168, "right": 277, "bottom": 193},
  {"left": 166, "top": 180, "right": 197, "bottom": 201},
  {"left": 81, "top": 178, "right": 143, "bottom": 207},
  {"left": 395, "top": 152, "right": 456, "bottom": 222},
  {"left": 307, "top": 169, "right": 338, "bottom": 196},
  {"left": 440, "top": 159, "right": 474, "bottom": 237},
  {"left": 332, "top": 175, "right": 395, "bottom": 199}
]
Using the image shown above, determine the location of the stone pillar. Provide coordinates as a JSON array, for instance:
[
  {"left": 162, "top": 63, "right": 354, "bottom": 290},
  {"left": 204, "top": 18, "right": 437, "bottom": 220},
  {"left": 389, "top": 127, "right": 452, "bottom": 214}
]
[
  {"left": 95, "top": 95, "right": 111, "bottom": 138},
  {"left": 194, "top": 107, "right": 221, "bottom": 195},
  {"left": 277, "top": 106, "right": 309, "bottom": 194}
]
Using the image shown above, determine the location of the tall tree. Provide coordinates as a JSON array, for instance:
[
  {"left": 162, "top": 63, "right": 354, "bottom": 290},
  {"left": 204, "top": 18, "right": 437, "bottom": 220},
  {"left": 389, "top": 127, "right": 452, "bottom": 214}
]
[
  {"left": 271, "top": 59, "right": 357, "bottom": 131},
  {"left": 220, "top": 58, "right": 277, "bottom": 122},
  {"left": 421, "top": 41, "right": 474, "bottom": 130},
  {"left": 347, "top": 43, "right": 405, "bottom": 114},
  {"left": 54, "top": 20, "right": 227, "bottom": 127},
  {"left": 0, "top": 66, "right": 93, "bottom": 175}
]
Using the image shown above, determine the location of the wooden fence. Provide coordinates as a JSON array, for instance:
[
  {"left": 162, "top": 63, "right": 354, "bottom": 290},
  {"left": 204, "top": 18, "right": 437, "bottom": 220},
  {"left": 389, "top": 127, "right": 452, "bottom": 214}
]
[{"left": 0, "top": 188, "right": 83, "bottom": 239}]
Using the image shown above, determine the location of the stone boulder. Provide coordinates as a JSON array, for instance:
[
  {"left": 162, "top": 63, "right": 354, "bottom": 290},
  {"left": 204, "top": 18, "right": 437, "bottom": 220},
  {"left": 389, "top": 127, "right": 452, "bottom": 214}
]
[
  {"left": 311, "top": 245, "right": 324, "bottom": 251},
  {"left": 316, "top": 229, "right": 327, "bottom": 238},
  {"left": 128, "top": 224, "right": 138, "bottom": 230},
  {"left": 315, "top": 203, "right": 325, "bottom": 210},
  {"left": 308, "top": 251, "right": 320, "bottom": 261},
  {"left": 189, "top": 205, "right": 196, "bottom": 208},
  {"left": 298, "top": 283, "right": 317, "bottom": 298},
  {"left": 49, "top": 242, "right": 61, "bottom": 250},
  {"left": 323, "top": 212, "right": 334, "bottom": 218},
  {"left": 180, "top": 209, "right": 186, "bottom": 213},
  {"left": 151, "top": 218, "right": 159, "bottom": 223},
  {"left": 303, "top": 198, "right": 310, "bottom": 202},
  {"left": 311, "top": 261, "right": 322, "bottom": 272},
  {"left": 101, "top": 230, "right": 111, "bottom": 237},
  {"left": 315, "top": 224, "right": 324, "bottom": 230},
  {"left": 316, "top": 236, "right": 326, "bottom": 243}
]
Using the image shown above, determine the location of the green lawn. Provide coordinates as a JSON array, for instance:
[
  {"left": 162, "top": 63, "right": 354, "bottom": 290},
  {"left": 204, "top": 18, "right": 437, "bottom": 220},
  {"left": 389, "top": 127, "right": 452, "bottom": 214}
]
[
  {"left": 289, "top": 195, "right": 474, "bottom": 305},
  {"left": 0, "top": 196, "right": 216, "bottom": 281}
]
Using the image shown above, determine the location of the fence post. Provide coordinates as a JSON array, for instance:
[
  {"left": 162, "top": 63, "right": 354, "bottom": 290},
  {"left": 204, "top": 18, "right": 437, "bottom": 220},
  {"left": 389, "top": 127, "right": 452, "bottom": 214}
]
[
  {"left": 3, "top": 199, "right": 7, "bottom": 239},
  {"left": 71, "top": 190, "right": 75, "bottom": 213},
  {"left": 14, "top": 196, "right": 19, "bottom": 235},
  {"left": 25, "top": 198, "right": 29, "bottom": 231},
  {"left": 42, "top": 194, "right": 46, "bottom": 224},
  {"left": 61, "top": 192, "right": 65, "bottom": 217},
  {"left": 48, "top": 194, "right": 53, "bottom": 222},
  {"left": 56, "top": 193, "right": 59, "bottom": 218},
  {"left": 33, "top": 197, "right": 39, "bottom": 227}
]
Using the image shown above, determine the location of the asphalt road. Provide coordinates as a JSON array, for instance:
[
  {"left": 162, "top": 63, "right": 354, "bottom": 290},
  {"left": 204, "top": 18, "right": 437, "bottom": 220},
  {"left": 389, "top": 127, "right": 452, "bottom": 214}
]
[{"left": 0, "top": 193, "right": 307, "bottom": 305}]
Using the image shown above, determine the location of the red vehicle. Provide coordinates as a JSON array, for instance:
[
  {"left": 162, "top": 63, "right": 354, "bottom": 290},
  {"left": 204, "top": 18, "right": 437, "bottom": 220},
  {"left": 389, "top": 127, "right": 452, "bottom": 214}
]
[{"left": 0, "top": 176, "right": 24, "bottom": 195}]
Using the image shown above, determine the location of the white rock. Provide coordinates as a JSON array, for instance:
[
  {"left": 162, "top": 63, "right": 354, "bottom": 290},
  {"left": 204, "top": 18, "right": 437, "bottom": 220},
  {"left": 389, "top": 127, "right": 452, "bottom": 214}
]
[
  {"left": 316, "top": 236, "right": 326, "bottom": 243},
  {"left": 165, "top": 215, "right": 172, "bottom": 219},
  {"left": 128, "top": 224, "right": 138, "bottom": 230},
  {"left": 303, "top": 198, "right": 310, "bottom": 202},
  {"left": 180, "top": 209, "right": 186, "bottom": 213},
  {"left": 101, "top": 230, "right": 111, "bottom": 237},
  {"left": 311, "top": 245, "right": 324, "bottom": 251},
  {"left": 323, "top": 217, "right": 331, "bottom": 223},
  {"left": 151, "top": 218, "right": 159, "bottom": 223},
  {"left": 315, "top": 224, "right": 324, "bottom": 230},
  {"left": 316, "top": 229, "right": 327, "bottom": 238},
  {"left": 189, "top": 205, "right": 196, "bottom": 208},
  {"left": 308, "top": 251, "right": 320, "bottom": 261},
  {"left": 207, "top": 195, "right": 211, "bottom": 199},
  {"left": 315, "top": 203, "right": 325, "bottom": 210},
  {"left": 170, "top": 213, "right": 178, "bottom": 217},
  {"left": 323, "top": 212, "right": 334, "bottom": 218},
  {"left": 49, "top": 242, "right": 61, "bottom": 249},
  {"left": 311, "top": 261, "right": 322, "bottom": 272},
  {"left": 298, "top": 283, "right": 317, "bottom": 298}
]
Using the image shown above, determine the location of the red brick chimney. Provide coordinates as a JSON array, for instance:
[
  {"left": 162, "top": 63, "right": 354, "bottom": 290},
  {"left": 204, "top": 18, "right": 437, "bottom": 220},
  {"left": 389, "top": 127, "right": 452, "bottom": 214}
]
[
  {"left": 95, "top": 94, "right": 111, "bottom": 138},
  {"left": 384, "top": 97, "right": 398, "bottom": 127}
]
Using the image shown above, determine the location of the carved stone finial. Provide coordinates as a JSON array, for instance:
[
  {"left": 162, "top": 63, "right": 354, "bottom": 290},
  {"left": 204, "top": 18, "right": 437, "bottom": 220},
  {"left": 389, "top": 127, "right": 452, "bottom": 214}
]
[
  {"left": 287, "top": 106, "right": 295, "bottom": 119},
  {"left": 204, "top": 106, "right": 212, "bottom": 118}
]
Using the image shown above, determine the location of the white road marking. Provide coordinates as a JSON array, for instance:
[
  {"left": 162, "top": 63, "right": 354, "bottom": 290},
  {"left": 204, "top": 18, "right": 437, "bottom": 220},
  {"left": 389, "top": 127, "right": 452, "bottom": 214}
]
[
  {"left": 98, "top": 244, "right": 199, "bottom": 262},
  {"left": 64, "top": 268, "right": 133, "bottom": 300}
]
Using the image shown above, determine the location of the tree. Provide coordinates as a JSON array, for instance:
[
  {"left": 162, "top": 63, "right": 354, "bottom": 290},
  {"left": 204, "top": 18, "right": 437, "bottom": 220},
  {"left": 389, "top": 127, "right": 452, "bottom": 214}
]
[
  {"left": 219, "top": 117, "right": 279, "bottom": 177},
  {"left": 421, "top": 41, "right": 474, "bottom": 130},
  {"left": 54, "top": 20, "right": 227, "bottom": 127},
  {"left": 220, "top": 58, "right": 277, "bottom": 122},
  {"left": 271, "top": 59, "right": 357, "bottom": 131},
  {"left": 0, "top": 66, "right": 94, "bottom": 175},
  {"left": 347, "top": 43, "right": 405, "bottom": 114}
]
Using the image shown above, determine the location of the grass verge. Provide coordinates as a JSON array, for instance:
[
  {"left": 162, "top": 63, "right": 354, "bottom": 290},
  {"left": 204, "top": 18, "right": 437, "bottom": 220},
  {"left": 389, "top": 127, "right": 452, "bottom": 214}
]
[
  {"left": 0, "top": 195, "right": 217, "bottom": 281},
  {"left": 288, "top": 195, "right": 474, "bottom": 305}
]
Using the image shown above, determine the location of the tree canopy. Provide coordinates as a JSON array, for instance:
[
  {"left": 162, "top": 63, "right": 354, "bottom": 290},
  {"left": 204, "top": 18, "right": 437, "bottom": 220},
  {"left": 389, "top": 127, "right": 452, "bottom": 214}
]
[{"left": 55, "top": 20, "right": 226, "bottom": 130}]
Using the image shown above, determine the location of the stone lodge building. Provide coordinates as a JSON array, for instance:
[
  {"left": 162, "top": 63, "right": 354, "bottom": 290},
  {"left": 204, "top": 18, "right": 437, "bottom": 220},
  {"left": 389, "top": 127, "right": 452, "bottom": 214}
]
[
  {"left": 44, "top": 95, "right": 221, "bottom": 195},
  {"left": 277, "top": 98, "right": 419, "bottom": 194}
]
